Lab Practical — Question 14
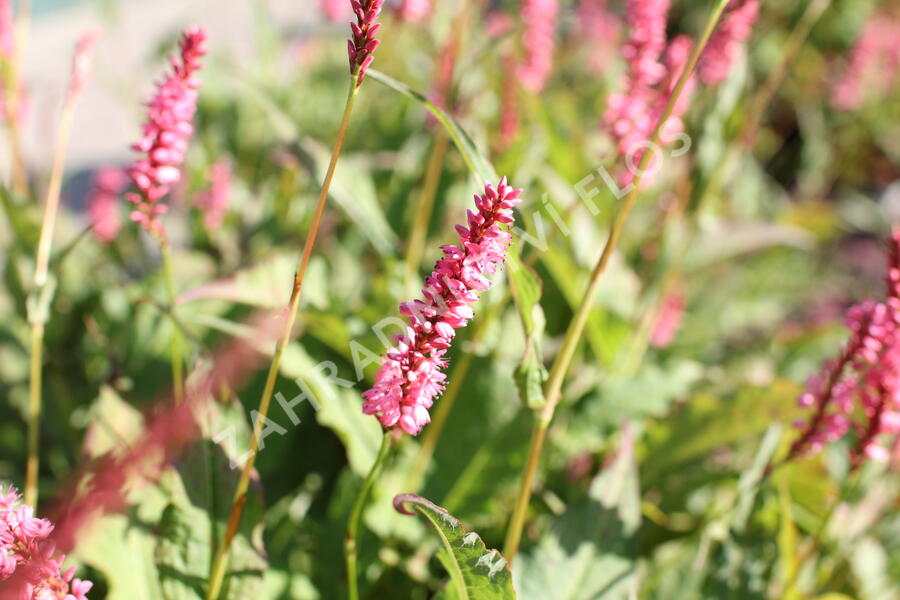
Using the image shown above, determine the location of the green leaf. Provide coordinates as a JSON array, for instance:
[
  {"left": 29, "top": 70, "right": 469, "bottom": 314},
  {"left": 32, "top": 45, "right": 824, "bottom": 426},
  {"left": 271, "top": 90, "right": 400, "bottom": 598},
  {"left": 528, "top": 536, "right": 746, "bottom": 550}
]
[
  {"left": 514, "top": 429, "right": 641, "bottom": 600},
  {"left": 279, "top": 343, "right": 383, "bottom": 476},
  {"left": 393, "top": 494, "right": 516, "bottom": 600},
  {"left": 367, "top": 69, "right": 497, "bottom": 183},
  {"left": 155, "top": 400, "right": 268, "bottom": 600},
  {"left": 508, "top": 251, "right": 548, "bottom": 409},
  {"left": 303, "top": 144, "right": 398, "bottom": 256}
]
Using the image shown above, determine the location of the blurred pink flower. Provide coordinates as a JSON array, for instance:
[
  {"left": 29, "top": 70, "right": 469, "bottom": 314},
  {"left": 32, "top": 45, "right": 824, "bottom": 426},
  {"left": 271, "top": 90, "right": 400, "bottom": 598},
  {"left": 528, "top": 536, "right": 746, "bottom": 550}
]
[
  {"left": 87, "top": 167, "right": 127, "bottom": 243},
  {"left": 320, "top": 0, "right": 350, "bottom": 22},
  {"left": 499, "top": 53, "right": 520, "bottom": 147},
  {"left": 196, "top": 160, "right": 232, "bottom": 230},
  {"left": 348, "top": 0, "right": 385, "bottom": 86},
  {"left": 362, "top": 179, "right": 522, "bottom": 435},
  {"left": 832, "top": 9, "right": 900, "bottom": 110},
  {"left": 517, "top": 0, "right": 558, "bottom": 93},
  {"left": 126, "top": 26, "right": 208, "bottom": 236},
  {"left": 576, "top": 0, "right": 621, "bottom": 74},
  {"left": 789, "top": 232, "right": 900, "bottom": 466},
  {"left": 0, "top": 485, "right": 93, "bottom": 599},
  {"left": 603, "top": 0, "right": 671, "bottom": 168},
  {"left": 395, "top": 0, "right": 431, "bottom": 23},
  {"left": 68, "top": 32, "right": 99, "bottom": 101},
  {"left": 650, "top": 288, "right": 685, "bottom": 348},
  {"left": 0, "top": 0, "right": 13, "bottom": 59},
  {"left": 698, "top": 0, "right": 759, "bottom": 86}
]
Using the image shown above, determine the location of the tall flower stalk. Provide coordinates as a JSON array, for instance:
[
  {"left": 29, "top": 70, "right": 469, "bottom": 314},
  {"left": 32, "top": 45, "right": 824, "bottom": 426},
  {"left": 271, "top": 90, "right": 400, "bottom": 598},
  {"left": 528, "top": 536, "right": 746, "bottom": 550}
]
[
  {"left": 126, "top": 26, "right": 208, "bottom": 406},
  {"left": 503, "top": 0, "right": 733, "bottom": 563},
  {"left": 349, "top": 179, "right": 521, "bottom": 597},
  {"left": 25, "top": 33, "right": 96, "bottom": 509},
  {"left": 205, "top": 3, "right": 384, "bottom": 598}
]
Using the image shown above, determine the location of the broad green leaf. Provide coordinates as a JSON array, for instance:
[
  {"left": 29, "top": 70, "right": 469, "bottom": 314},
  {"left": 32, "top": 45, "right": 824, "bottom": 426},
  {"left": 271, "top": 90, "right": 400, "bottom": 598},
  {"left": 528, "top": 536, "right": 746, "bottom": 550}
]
[
  {"left": 733, "top": 425, "right": 783, "bottom": 532},
  {"left": 75, "top": 389, "right": 166, "bottom": 600},
  {"left": 367, "top": 69, "right": 497, "bottom": 183},
  {"left": 155, "top": 399, "right": 267, "bottom": 600},
  {"left": 178, "top": 252, "right": 295, "bottom": 308},
  {"left": 304, "top": 143, "right": 399, "bottom": 256},
  {"left": 642, "top": 379, "right": 805, "bottom": 483},
  {"left": 393, "top": 494, "right": 516, "bottom": 600},
  {"left": 515, "top": 429, "right": 640, "bottom": 600}
]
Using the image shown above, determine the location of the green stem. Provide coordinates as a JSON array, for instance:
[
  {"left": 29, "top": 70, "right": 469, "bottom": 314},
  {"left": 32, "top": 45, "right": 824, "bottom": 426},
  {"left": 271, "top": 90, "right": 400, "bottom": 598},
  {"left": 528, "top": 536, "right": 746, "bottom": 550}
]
[
  {"left": 25, "top": 323, "right": 43, "bottom": 507},
  {"left": 205, "top": 76, "right": 360, "bottom": 600},
  {"left": 160, "top": 237, "right": 185, "bottom": 405},
  {"left": 24, "top": 66, "right": 81, "bottom": 508},
  {"left": 502, "top": 0, "right": 732, "bottom": 563},
  {"left": 346, "top": 432, "right": 392, "bottom": 600}
]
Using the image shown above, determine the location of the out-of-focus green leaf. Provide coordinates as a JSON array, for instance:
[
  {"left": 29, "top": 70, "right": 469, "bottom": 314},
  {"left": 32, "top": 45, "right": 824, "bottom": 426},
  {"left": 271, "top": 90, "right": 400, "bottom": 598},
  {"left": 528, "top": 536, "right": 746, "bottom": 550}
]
[
  {"left": 508, "top": 251, "right": 548, "bottom": 409},
  {"left": 393, "top": 493, "right": 516, "bottom": 600},
  {"left": 279, "top": 343, "right": 382, "bottom": 476},
  {"left": 515, "top": 428, "right": 641, "bottom": 600},
  {"left": 178, "top": 252, "right": 294, "bottom": 308},
  {"left": 642, "top": 379, "right": 804, "bottom": 483},
  {"left": 305, "top": 144, "right": 398, "bottom": 256},
  {"left": 155, "top": 400, "right": 267, "bottom": 600},
  {"left": 367, "top": 69, "right": 498, "bottom": 183}
]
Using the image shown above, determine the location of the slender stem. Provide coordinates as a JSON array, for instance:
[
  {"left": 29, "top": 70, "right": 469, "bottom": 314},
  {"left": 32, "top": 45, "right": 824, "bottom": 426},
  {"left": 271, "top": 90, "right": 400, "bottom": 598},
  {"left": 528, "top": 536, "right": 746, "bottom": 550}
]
[
  {"left": 159, "top": 237, "right": 185, "bottom": 404},
  {"left": 24, "top": 323, "right": 42, "bottom": 507},
  {"left": 404, "top": 133, "right": 449, "bottom": 287},
  {"left": 24, "top": 78, "right": 80, "bottom": 508},
  {"left": 346, "top": 432, "right": 392, "bottom": 600},
  {"left": 502, "top": 0, "right": 732, "bottom": 562},
  {"left": 205, "top": 78, "right": 360, "bottom": 600}
]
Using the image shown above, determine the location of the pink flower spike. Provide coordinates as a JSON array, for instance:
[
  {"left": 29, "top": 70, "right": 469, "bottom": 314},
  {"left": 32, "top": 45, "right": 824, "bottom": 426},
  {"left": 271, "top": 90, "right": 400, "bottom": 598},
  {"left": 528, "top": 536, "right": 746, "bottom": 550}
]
[
  {"left": 196, "top": 159, "right": 232, "bottom": 230},
  {"left": 0, "top": 485, "right": 92, "bottom": 598},
  {"left": 320, "top": 0, "right": 351, "bottom": 22},
  {"left": 362, "top": 179, "right": 523, "bottom": 435},
  {"left": 126, "top": 26, "right": 208, "bottom": 237},
  {"left": 348, "top": 0, "right": 385, "bottom": 86},
  {"left": 698, "top": 0, "right": 759, "bottom": 86},
  {"left": 87, "top": 167, "right": 127, "bottom": 243},
  {"left": 788, "top": 231, "right": 900, "bottom": 468},
  {"left": 395, "top": 0, "right": 431, "bottom": 23},
  {"left": 517, "top": 0, "right": 558, "bottom": 93},
  {"left": 68, "top": 31, "right": 100, "bottom": 101},
  {"left": 832, "top": 8, "right": 900, "bottom": 110}
]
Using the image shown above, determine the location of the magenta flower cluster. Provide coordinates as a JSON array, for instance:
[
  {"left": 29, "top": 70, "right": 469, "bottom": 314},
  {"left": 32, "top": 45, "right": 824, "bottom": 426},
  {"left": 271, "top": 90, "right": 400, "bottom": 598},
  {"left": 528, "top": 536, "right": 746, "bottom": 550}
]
[
  {"left": 604, "top": 0, "right": 760, "bottom": 185},
  {"left": 517, "top": 0, "right": 558, "bottom": 93},
  {"left": 832, "top": 8, "right": 900, "bottom": 110},
  {"left": 362, "top": 179, "right": 523, "bottom": 435},
  {"left": 348, "top": 0, "right": 384, "bottom": 87},
  {"left": 576, "top": 0, "right": 621, "bottom": 74},
  {"left": 87, "top": 167, "right": 127, "bottom": 243},
  {"left": 699, "top": 0, "right": 760, "bottom": 86},
  {"left": 126, "top": 26, "right": 208, "bottom": 236},
  {"left": 196, "top": 159, "right": 232, "bottom": 230},
  {"left": 789, "top": 232, "right": 900, "bottom": 465},
  {"left": 1, "top": 486, "right": 92, "bottom": 599},
  {"left": 395, "top": 0, "right": 431, "bottom": 23},
  {"left": 603, "top": 0, "right": 672, "bottom": 163},
  {"left": 320, "top": 0, "right": 350, "bottom": 23}
]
